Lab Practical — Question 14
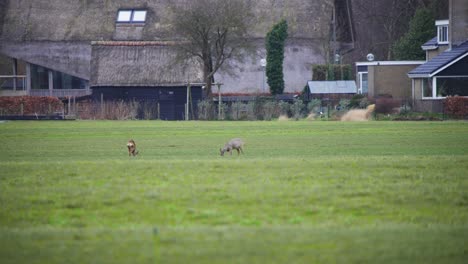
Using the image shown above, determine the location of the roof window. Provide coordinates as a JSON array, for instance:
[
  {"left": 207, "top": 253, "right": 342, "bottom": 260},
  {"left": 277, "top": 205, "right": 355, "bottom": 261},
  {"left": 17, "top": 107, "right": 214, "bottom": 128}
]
[{"left": 117, "top": 10, "right": 147, "bottom": 23}]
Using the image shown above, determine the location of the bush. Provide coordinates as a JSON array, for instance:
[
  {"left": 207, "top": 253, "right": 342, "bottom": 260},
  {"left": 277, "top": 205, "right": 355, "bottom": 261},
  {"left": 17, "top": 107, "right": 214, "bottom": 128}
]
[
  {"left": 74, "top": 100, "right": 139, "bottom": 120},
  {"left": 278, "top": 101, "right": 290, "bottom": 116},
  {"left": 444, "top": 96, "right": 468, "bottom": 119},
  {"left": 197, "top": 99, "right": 215, "bottom": 120},
  {"left": 140, "top": 101, "right": 158, "bottom": 120},
  {"left": 398, "top": 101, "right": 412, "bottom": 115},
  {"left": 0, "top": 96, "right": 63, "bottom": 115},
  {"left": 228, "top": 101, "right": 244, "bottom": 120},
  {"left": 359, "top": 97, "right": 370, "bottom": 109},
  {"left": 291, "top": 99, "right": 305, "bottom": 120},
  {"left": 349, "top": 94, "right": 365, "bottom": 108},
  {"left": 246, "top": 101, "right": 257, "bottom": 120},
  {"left": 218, "top": 103, "right": 228, "bottom": 120},
  {"left": 105, "top": 100, "right": 139, "bottom": 120},
  {"left": 307, "top": 99, "right": 321, "bottom": 113},
  {"left": 375, "top": 97, "right": 401, "bottom": 115},
  {"left": 337, "top": 99, "right": 350, "bottom": 111},
  {"left": 262, "top": 100, "right": 278, "bottom": 121}
]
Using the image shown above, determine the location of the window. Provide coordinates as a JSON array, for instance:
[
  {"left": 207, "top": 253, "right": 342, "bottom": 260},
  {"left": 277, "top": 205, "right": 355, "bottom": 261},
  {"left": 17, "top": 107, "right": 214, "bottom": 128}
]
[
  {"left": 422, "top": 77, "right": 468, "bottom": 99},
  {"left": 438, "top": 25, "right": 448, "bottom": 44},
  {"left": 436, "top": 77, "right": 468, "bottom": 97},
  {"left": 132, "top": 11, "right": 147, "bottom": 22},
  {"left": 436, "top": 20, "right": 449, "bottom": 44},
  {"left": 357, "top": 65, "right": 368, "bottom": 94},
  {"left": 52, "top": 70, "right": 88, "bottom": 90},
  {"left": 422, "top": 78, "right": 433, "bottom": 98},
  {"left": 117, "top": 10, "right": 132, "bottom": 22},
  {"left": 116, "top": 9, "right": 147, "bottom": 23},
  {"left": 30, "top": 64, "right": 49, "bottom": 90},
  {"left": 358, "top": 72, "right": 368, "bottom": 94}
]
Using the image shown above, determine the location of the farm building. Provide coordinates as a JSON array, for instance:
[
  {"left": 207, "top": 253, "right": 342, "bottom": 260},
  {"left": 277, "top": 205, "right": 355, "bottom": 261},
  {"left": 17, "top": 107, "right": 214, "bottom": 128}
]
[{"left": 0, "top": 0, "right": 355, "bottom": 119}]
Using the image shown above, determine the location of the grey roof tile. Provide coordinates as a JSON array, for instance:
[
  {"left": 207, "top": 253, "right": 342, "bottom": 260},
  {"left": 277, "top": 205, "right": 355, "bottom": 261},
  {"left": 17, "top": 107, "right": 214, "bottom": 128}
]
[
  {"left": 421, "top": 37, "right": 438, "bottom": 47},
  {"left": 408, "top": 41, "right": 468, "bottom": 76},
  {"left": 307, "top": 81, "right": 357, "bottom": 94}
]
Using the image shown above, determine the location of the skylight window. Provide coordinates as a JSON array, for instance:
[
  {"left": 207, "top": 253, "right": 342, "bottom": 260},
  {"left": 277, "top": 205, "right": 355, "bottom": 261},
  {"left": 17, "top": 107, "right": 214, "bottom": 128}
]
[
  {"left": 132, "top": 11, "right": 147, "bottom": 22},
  {"left": 117, "top": 10, "right": 147, "bottom": 23},
  {"left": 117, "top": 10, "right": 132, "bottom": 22}
]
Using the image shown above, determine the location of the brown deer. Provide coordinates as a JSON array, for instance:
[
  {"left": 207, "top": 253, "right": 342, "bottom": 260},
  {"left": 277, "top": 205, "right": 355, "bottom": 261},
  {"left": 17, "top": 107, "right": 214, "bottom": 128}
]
[
  {"left": 126, "top": 139, "right": 139, "bottom": 156},
  {"left": 220, "top": 138, "right": 244, "bottom": 156}
]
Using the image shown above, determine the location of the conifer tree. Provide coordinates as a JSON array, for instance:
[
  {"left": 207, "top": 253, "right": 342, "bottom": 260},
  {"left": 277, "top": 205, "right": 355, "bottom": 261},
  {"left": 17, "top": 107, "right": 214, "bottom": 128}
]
[
  {"left": 393, "top": 8, "right": 435, "bottom": 60},
  {"left": 266, "top": 20, "right": 288, "bottom": 95}
]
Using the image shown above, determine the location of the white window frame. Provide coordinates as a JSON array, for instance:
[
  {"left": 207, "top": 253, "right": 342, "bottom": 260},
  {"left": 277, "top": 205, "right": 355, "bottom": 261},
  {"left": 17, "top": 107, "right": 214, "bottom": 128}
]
[
  {"left": 422, "top": 77, "right": 444, "bottom": 99},
  {"left": 358, "top": 72, "right": 368, "bottom": 94},
  {"left": 438, "top": 25, "right": 448, "bottom": 44},
  {"left": 422, "top": 76, "right": 468, "bottom": 99},
  {"left": 421, "top": 78, "right": 433, "bottom": 99},
  {"left": 436, "top": 20, "right": 449, "bottom": 45},
  {"left": 116, "top": 9, "right": 147, "bottom": 23}
]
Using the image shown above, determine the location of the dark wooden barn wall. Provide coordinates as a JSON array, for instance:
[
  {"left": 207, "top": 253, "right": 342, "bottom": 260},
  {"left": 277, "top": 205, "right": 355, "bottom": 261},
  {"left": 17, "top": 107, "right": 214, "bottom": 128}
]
[{"left": 91, "top": 86, "right": 202, "bottom": 120}]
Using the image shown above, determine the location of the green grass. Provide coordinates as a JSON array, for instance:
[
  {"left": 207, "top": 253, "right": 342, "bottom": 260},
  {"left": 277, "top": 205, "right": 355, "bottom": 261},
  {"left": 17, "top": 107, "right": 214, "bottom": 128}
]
[{"left": 0, "top": 120, "right": 467, "bottom": 263}]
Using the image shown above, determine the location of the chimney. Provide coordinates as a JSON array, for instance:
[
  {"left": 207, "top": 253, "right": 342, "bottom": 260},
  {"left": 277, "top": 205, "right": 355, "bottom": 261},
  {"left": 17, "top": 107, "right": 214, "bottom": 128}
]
[{"left": 449, "top": 0, "right": 468, "bottom": 48}]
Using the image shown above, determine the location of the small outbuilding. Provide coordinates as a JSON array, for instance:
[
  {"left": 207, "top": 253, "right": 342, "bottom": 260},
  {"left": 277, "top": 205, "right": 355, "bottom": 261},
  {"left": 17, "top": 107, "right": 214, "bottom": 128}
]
[
  {"left": 355, "top": 61, "right": 424, "bottom": 99},
  {"left": 306, "top": 80, "right": 357, "bottom": 99}
]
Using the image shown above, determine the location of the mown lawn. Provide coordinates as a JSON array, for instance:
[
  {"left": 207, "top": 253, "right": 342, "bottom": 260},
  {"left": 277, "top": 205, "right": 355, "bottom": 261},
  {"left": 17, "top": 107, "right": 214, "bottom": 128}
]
[{"left": 0, "top": 120, "right": 467, "bottom": 263}]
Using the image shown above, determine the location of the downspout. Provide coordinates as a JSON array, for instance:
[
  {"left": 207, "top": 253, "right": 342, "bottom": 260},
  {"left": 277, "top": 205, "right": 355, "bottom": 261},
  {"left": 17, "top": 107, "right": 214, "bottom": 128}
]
[
  {"left": 48, "top": 70, "right": 53, "bottom": 97},
  {"left": 449, "top": 0, "right": 453, "bottom": 50},
  {"left": 26, "top": 64, "right": 31, "bottom": 95}
]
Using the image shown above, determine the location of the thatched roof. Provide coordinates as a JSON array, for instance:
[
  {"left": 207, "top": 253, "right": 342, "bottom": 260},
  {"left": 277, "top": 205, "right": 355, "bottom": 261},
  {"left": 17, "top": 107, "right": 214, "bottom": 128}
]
[
  {"left": 0, "top": 0, "right": 331, "bottom": 41},
  {"left": 91, "top": 41, "right": 203, "bottom": 86}
]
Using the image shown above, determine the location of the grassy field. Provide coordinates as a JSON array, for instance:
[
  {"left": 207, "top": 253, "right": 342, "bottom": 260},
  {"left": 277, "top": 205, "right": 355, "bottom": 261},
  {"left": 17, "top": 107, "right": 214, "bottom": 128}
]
[{"left": 0, "top": 120, "right": 467, "bottom": 263}]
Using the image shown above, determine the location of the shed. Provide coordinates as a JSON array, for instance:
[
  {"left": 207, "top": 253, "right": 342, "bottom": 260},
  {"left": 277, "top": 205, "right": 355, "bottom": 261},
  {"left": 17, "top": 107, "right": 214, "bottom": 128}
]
[{"left": 307, "top": 80, "right": 357, "bottom": 94}]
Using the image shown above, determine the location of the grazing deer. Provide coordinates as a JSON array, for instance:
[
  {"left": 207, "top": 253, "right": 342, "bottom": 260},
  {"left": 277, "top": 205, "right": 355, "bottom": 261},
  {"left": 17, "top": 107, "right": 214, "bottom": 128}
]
[
  {"left": 126, "top": 139, "right": 139, "bottom": 156},
  {"left": 220, "top": 138, "right": 244, "bottom": 156}
]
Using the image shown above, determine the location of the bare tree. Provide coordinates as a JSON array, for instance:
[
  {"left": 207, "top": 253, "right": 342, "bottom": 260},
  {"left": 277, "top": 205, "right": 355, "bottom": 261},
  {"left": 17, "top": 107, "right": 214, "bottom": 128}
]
[
  {"left": 348, "top": 0, "right": 447, "bottom": 62},
  {"left": 168, "top": 0, "right": 254, "bottom": 97},
  {"left": 354, "top": 0, "right": 421, "bottom": 60}
]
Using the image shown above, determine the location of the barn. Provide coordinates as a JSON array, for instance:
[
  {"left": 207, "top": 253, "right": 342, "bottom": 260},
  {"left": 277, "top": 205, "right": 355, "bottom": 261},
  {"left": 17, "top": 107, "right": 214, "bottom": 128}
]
[{"left": 90, "top": 41, "right": 203, "bottom": 120}]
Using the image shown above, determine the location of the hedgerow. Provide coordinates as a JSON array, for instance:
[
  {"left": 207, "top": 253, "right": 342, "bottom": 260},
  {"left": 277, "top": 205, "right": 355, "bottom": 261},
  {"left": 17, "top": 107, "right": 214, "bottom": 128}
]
[{"left": 0, "top": 96, "right": 63, "bottom": 115}]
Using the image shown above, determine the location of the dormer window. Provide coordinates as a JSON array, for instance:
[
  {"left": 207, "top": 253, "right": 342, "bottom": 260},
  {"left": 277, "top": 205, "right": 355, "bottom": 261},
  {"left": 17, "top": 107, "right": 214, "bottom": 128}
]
[
  {"left": 436, "top": 20, "right": 449, "bottom": 44},
  {"left": 117, "top": 9, "right": 147, "bottom": 23}
]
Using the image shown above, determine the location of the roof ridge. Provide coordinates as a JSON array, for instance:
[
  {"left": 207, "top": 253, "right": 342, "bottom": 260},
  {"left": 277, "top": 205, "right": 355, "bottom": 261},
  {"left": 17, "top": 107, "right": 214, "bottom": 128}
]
[{"left": 91, "top": 40, "right": 181, "bottom": 46}]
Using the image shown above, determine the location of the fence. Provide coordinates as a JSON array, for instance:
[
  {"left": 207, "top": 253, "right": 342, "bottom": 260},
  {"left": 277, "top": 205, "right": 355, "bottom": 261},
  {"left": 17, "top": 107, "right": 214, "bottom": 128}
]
[
  {"left": 197, "top": 96, "right": 427, "bottom": 121},
  {"left": 197, "top": 97, "right": 350, "bottom": 121},
  {"left": 3, "top": 94, "right": 460, "bottom": 120}
]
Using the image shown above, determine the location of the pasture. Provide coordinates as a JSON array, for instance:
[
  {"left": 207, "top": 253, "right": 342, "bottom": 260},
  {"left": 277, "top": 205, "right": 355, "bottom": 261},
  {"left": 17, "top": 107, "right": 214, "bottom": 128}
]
[{"left": 0, "top": 120, "right": 467, "bottom": 263}]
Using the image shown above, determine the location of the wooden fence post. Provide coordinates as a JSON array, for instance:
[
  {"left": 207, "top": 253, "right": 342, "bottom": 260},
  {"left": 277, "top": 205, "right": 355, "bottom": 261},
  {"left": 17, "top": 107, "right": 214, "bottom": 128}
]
[{"left": 100, "top": 93, "right": 104, "bottom": 119}]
